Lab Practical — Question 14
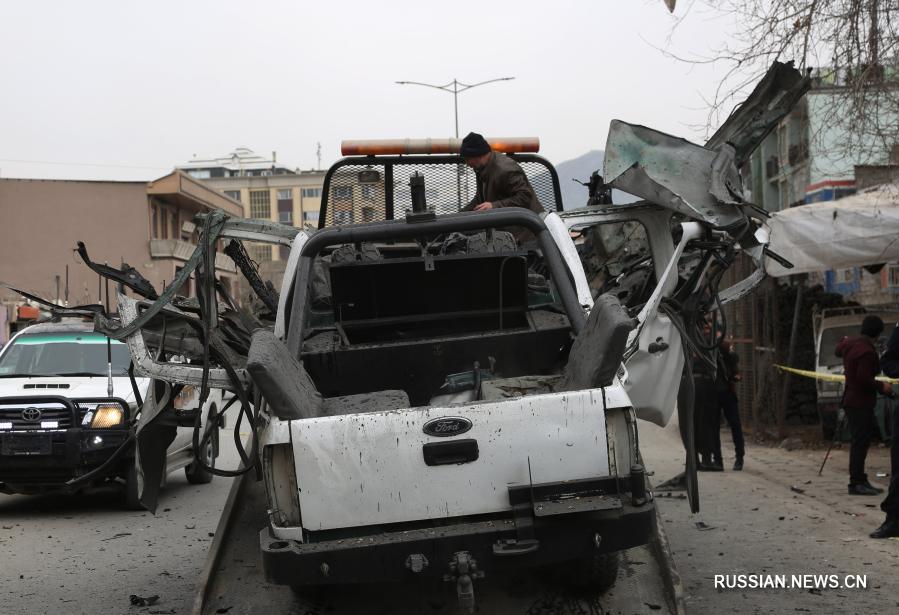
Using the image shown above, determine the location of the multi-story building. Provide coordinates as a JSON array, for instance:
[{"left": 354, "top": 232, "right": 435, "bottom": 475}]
[
  {"left": 178, "top": 148, "right": 326, "bottom": 262},
  {"left": 744, "top": 67, "right": 899, "bottom": 302},
  {"left": 0, "top": 171, "right": 242, "bottom": 343}
]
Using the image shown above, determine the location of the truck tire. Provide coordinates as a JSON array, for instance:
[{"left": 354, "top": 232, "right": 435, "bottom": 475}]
[
  {"left": 124, "top": 462, "right": 145, "bottom": 511},
  {"left": 185, "top": 429, "right": 216, "bottom": 485},
  {"left": 563, "top": 551, "right": 620, "bottom": 595}
]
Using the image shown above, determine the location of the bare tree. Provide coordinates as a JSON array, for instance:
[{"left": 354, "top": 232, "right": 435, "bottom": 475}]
[{"left": 666, "top": 1, "right": 898, "bottom": 158}]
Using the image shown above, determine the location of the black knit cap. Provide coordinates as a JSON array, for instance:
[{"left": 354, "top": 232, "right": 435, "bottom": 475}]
[
  {"left": 861, "top": 314, "right": 885, "bottom": 338},
  {"left": 459, "top": 132, "right": 491, "bottom": 158}
]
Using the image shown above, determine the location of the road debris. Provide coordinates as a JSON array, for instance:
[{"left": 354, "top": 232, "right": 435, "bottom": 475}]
[{"left": 129, "top": 594, "right": 160, "bottom": 606}]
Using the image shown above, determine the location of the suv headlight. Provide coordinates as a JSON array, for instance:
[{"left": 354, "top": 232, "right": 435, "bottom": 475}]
[{"left": 90, "top": 404, "right": 124, "bottom": 428}]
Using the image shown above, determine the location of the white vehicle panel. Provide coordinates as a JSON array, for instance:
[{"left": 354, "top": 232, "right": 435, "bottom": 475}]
[
  {"left": 542, "top": 212, "right": 594, "bottom": 310},
  {"left": 290, "top": 386, "right": 626, "bottom": 531}
]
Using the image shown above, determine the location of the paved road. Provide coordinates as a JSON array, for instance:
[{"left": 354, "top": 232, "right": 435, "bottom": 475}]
[
  {"left": 641, "top": 418, "right": 899, "bottom": 615},
  {"left": 0, "top": 432, "right": 240, "bottom": 615},
  {"left": 10, "top": 411, "right": 897, "bottom": 615}
]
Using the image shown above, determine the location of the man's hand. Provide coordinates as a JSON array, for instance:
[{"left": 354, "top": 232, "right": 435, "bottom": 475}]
[
  {"left": 474, "top": 202, "right": 494, "bottom": 211},
  {"left": 881, "top": 380, "right": 895, "bottom": 397}
]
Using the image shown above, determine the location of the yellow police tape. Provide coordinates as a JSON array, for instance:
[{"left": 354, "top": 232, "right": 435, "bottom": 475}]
[{"left": 774, "top": 364, "right": 899, "bottom": 384}]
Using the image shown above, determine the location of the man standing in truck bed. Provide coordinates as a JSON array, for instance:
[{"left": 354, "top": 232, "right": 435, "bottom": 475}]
[{"left": 460, "top": 132, "right": 544, "bottom": 243}]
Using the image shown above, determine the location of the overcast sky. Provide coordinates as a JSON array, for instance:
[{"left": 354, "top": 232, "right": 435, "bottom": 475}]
[{"left": 0, "top": 0, "right": 743, "bottom": 181}]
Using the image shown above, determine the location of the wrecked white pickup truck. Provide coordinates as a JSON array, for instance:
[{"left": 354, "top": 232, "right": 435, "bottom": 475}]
[{"left": 17, "top": 60, "right": 805, "bottom": 614}]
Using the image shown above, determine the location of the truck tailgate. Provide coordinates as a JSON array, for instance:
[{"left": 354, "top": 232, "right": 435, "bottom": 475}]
[{"left": 290, "top": 387, "right": 623, "bottom": 531}]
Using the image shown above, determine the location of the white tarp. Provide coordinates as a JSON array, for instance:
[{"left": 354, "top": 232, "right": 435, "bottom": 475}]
[{"left": 766, "top": 182, "right": 899, "bottom": 277}]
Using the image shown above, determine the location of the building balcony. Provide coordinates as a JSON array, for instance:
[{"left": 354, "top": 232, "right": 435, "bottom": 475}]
[{"left": 149, "top": 239, "right": 237, "bottom": 273}]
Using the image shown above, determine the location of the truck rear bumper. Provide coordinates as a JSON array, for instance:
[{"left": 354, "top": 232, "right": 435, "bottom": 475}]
[{"left": 261, "top": 480, "right": 656, "bottom": 586}]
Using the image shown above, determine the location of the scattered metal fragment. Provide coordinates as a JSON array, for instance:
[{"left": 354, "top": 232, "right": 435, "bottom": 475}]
[
  {"left": 694, "top": 521, "right": 715, "bottom": 531},
  {"left": 129, "top": 594, "right": 160, "bottom": 606}
]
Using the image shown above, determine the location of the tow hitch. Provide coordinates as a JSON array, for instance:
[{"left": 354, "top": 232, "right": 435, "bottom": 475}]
[{"left": 444, "top": 551, "right": 484, "bottom": 613}]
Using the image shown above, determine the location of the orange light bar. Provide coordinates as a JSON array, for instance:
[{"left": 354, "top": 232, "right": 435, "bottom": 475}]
[{"left": 340, "top": 137, "right": 540, "bottom": 157}]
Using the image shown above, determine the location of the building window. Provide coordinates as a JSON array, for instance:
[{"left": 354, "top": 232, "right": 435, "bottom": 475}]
[
  {"left": 249, "top": 244, "right": 272, "bottom": 263},
  {"left": 361, "top": 206, "right": 375, "bottom": 222},
  {"left": 169, "top": 209, "right": 179, "bottom": 240},
  {"left": 334, "top": 211, "right": 353, "bottom": 225},
  {"left": 887, "top": 265, "right": 899, "bottom": 288},
  {"left": 151, "top": 204, "right": 159, "bottom": 239},
  {"left": 249, "top": 190, "right": 271, "bottom": 219},
  {"left": 333, "top": 186, "right": 353, "bottom": 201},
  {"left": 175, "top": 266, "right": 192, "bottom": 298},
  {"left": 277, "top": 189, "right": 293, "bottom": 225},
  {"left": 835, "top": 268, "right": 855, "bottom": 283},
  {"left": 303, "top": 211, "right": 320, "bottom": 222},
  {"left": 301, "top": 187, "right": 321, "bottom": 198},
  {"left": 224, "top": 190, "right": 241, "bottom": 202},
  {"left": 188, "top": 169, "right": 211, "bottom": 179},
  {"left": 159, "top": 208, "right": 170, "bottom": 239},
  {"left": 361, "top": 185, "right": 375, "bottom": 201}
]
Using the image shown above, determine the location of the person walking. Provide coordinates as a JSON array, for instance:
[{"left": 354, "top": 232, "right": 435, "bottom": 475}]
[
  {"left": 717, "top": 339, "right": 745, "bottom": 470},
  {"left": 836, "top": 315, "right": 890, "bottom": 496}
]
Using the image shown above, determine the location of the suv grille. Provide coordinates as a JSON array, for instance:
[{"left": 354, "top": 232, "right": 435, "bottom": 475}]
[{"left": 0, "top": 406, "right": 76, "bottom": 430}]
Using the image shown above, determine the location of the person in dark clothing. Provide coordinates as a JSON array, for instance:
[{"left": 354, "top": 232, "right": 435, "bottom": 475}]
[
  {"left": 717, "top": 339, "right": 745, "bottom": 470},
  {"left": 694, "top": 357, "right": 722, "bottom": 471},
  {"left": 459, "top": 132, "right": 544, "bottom": 243},
  {"left": 835, "top": 315, "right": 891, "bottom": 496},
  {"left": 694, "top": 320, "right": 723, "bottom": 471},
  {"left": 872, "top": 322, "right": 899, "bottom": 538}
]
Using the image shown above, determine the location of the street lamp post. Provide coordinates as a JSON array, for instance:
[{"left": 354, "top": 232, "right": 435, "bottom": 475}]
[{"left": 396, "top": 77, "right": 515, "bottom": 207}]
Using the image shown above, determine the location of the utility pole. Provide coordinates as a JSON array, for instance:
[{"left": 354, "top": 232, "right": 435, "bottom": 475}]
[
  {"left": 316, "top": 142, "right": 322, "bottom": 170},
  {"left": 395, "top": 77, "right": 515, "bottom": 208}
]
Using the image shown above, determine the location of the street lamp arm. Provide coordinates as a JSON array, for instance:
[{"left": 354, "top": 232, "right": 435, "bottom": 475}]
[
  {"left": 456, "top": 76, "right": 515, "bottom": 92},
  {"left": 395, "top": 80, "right": 456, "bottom": 93}
]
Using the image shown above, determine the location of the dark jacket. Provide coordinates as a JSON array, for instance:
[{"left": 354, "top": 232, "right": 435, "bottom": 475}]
[
  {"left": 835, "top": 335, "right": 881, "bottom": 410},
  {"left": 463, "top": 153, "right": 543, "bottom": 242},
  {"left": 716, "top": 340, "right": 740, "bottom": 393},
  {"left": 880, "top": 325, "right": 899, "bottom": 378}
]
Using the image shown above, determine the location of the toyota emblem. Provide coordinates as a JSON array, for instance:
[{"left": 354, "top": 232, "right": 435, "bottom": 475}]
[{"left": 21, "top": 407, "right": 42, "bottom": 422}]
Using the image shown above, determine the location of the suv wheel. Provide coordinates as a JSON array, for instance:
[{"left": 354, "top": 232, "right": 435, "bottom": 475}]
[{"left": 185, "top": 429, "right": 216, "bottom": 485}]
